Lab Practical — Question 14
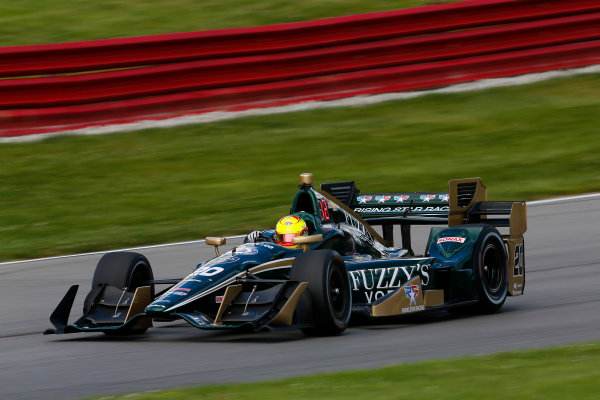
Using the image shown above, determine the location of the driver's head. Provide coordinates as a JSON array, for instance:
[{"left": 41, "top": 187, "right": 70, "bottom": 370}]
[{"left": 275, "top": 215, "right": 308, "bottom": 248}]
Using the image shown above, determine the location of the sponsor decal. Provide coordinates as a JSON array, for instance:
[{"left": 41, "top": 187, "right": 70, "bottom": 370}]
[
  {"left": 404, "top": 284, "right": 420, "bottom": 305},
  {"left": 343, "top": 213, "right": 375, "bottom": 243},
  {"left": 394, "top": 195, "right": 410, "bottom": 203},
  {"left": 235, "top": 246, "right": 259, "bottom": 255},
  {"left": 375, "top": 195, "right": 391, "bottom": 203},
  {"left": 357, "top": 195, "right": 372, "bottom": 204},
  {"left": 512, "top": 282, "right": 523, "bottom": 295},
  {"left": 439, "top": 194, "right": 449, "bottom": 202},
  {"left": 215, "top": 295, "right": 224, "bottom": 303},
  {"left": 354, "top": 206, "right": 449, "bottom": 214},
  {"left": 219, "top": 256, "right": 240, "bottom": 264},
  {"left": 347, "top": 264, "right": 430, "bottom": 303},
  {"left": 437, "top": 237, "right": 466, "bottom": 244},
  {"left": 168, "top": 290, "right": 189, "bottom": 296},
  {"left": 402, "top": 305, "right": 425, "bottom": 313},
  {"left": 420, "top": 194, "right": 436, "bottom": 202}
]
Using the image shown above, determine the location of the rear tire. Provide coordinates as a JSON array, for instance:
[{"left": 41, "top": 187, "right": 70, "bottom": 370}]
[
  {"left": 291, "top": 250, "right": 351, "bottom": 336},
  {"left": 472, "top": 227, "right": 508, "bottom": 314}
]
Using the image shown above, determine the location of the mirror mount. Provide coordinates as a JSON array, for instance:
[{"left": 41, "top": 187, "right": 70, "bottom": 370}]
[
  {"left": 292, "top": 234, "right": 323, "bottom": 252},
  {"left": 205, "top": 237, "right": 226, "bottom": 256}
]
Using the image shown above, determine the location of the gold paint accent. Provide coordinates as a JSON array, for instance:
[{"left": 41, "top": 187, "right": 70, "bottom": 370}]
[
  {"left": 318, "top": 189, "right": 391, "bottom": 247},
  {"left": 250, "top": 259, "right": 294, "bottom": 274},
  {"left": 371, "top": 277, "right": 424, "bottom": 317},
  {"left": 125, "top": 286, "right": 153, "bottom": 330},
  {"left": 510, "top": 201, "right": 527, "bottom": 238},
  {"left": 448, "top": 178, "right": 487, "bottom": 226},
  {"left": 214, "top": 284, "right": 242, "bottom": 325},
  {"left": 269, "top": 282, "right": 309, "bottom": 326},
  {"left": 300, "top": 173, "right": 314, "bottom": 186},
  {"left": 506, "top": 201, "right": 527, "bottom": 296},
  {"left": 206, "top": 237, "right": 227, "bottom": 256},
  {"left": 292, "top": 234, "right": 323, "bottom": 252},
  {"left": 424, "top": 290, "right": 444, "bottom": 307}
]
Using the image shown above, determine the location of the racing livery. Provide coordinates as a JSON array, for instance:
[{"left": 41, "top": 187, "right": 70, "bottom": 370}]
[{"left": 45, "top": 174, "right": 527, "bottom": 337}]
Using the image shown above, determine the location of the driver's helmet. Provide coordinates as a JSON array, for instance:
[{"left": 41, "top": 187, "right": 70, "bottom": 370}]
[{"left": 275, "top": 215, "right": 308, "bottom": 248}]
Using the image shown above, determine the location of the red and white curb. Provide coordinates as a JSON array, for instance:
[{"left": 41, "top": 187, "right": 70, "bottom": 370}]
[{"left": 2, "top": 64, "right": 599, "bottom": 144}]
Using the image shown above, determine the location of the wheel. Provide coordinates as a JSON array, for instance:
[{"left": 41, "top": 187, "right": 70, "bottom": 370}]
[
  {"left": 84, "top": 251, "right": 154, "bottom": 334},
  {"left": 90, "top": 251, "right": 153, "bottom": 292},
  {"left": 472, "top": 226, "right": 508, "bottom": 314},
  {"left": 290, "top": 250, "right": 351, "bottom": 336}
]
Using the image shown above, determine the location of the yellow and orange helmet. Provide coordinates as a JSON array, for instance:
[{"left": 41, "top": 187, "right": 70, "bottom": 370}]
[{"left": 275, "top": 215, "right": 308, "bottom": 248}]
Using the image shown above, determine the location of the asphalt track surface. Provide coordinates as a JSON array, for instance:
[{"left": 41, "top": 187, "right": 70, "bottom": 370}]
[{"left": 1, "top": 196, "right": 599, "bottom": 399}]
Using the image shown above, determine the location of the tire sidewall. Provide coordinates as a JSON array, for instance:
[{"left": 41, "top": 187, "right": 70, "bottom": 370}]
[
  {"left": 291, "top": 250, "right": 351, "bottom": 335},
  {"left": 322, "top": 252, "right": 352, "bottom": 330},
  {"left": 472, "top": 227, "right": 508, "bottom": 311}
]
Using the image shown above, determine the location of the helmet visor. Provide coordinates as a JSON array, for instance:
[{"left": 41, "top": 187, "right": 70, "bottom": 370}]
[{"left": 280, "top": 233, "right": 299, "bottom": 245}]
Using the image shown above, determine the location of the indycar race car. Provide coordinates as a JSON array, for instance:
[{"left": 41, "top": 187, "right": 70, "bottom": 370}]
[{"left": 45, "top": 174, "right": 527, "bottom": 337}]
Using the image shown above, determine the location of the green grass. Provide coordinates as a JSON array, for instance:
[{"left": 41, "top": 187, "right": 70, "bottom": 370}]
[
  {"left": 1, "top": 72, "right": 599, "bottom": 262},
  {"left": 0, "top": 0, "right": 452, "bottom": 46},
  {"left": 91, "top": 341, "right": 600, "bottom": 399}
]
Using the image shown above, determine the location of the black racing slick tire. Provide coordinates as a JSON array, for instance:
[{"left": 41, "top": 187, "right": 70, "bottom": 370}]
[
  {"left": 290, "top": 250, "right": 351, "bottom": 336},
  {"left": 472, "top": 226, "right": 508, "bottom": 314},
  {"left": 90, "top": 251, "right": 154, "bottom": 293},
  {"left": 83, "top": 252, "right": 154, "bottom": 334}
]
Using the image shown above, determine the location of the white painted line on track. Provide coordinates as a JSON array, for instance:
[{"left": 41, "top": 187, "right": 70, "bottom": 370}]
[
  {"left": 528, "top": 193, "right": 600, "bottom": 206},
  {"left": 2, "top": 64, "right": 600, "bottom": 144},
  {"left": 0, "top": 235, "right": 246, "bottom": 266},
  {"left": 1, "top": 193, "right": 598, "bottom": 266}
]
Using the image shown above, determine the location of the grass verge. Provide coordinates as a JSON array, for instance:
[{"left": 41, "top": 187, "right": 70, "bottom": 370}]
[
  {"left": 1, "top": 1, "right": 452, "bottom": 46},
  {"left": 91, "top": 341, "right": 600, "bottom": 399},
  {"left": 1, "top": 72, "right": 599, "bottom": 261}
]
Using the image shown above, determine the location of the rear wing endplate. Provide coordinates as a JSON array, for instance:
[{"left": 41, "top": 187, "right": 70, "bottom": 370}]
[{"left": 449, "top": 178, "right": 527, "bottom": 296}]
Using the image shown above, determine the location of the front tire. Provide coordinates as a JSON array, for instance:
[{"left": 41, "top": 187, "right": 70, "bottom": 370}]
[
  {"left": 290, "top": 250, "right": 351, "bottom": 336},
  {"left": 84, "top": 251, "right": 154, "bottom": 334}
]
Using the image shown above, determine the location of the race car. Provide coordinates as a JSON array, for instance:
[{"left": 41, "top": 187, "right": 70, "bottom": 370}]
[{"left": 45, "top": 173, "right": 527, "bottom": 337}]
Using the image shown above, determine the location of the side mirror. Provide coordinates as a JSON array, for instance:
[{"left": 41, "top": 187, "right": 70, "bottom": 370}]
[
  {"left": 206, "top": 237, "right": 226, "bottom": 256},
  {"left": 292, "top": 234, "right": 323, "bottom": 252}
]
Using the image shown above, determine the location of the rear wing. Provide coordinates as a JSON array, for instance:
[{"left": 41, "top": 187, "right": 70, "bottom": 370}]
[
  {"left": 321, "top": 181, "right": 450, "bottom": 219},
  {"left": 321, "top": 178, "right": 527, "bottom": 267}
]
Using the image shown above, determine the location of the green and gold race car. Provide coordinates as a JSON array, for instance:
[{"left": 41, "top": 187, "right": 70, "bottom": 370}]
[{"left": 45, "top": 174, "right": 526, "bottom": 337}]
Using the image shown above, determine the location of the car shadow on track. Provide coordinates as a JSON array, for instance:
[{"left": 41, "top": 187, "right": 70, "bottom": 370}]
[{"left": 45, "top": 306, "right": 520, "bottom": 343}]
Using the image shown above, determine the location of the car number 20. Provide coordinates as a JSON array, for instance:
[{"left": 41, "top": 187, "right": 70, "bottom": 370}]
[{"left": 195, "top": 265, "right": 224, "bottom": 276}]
